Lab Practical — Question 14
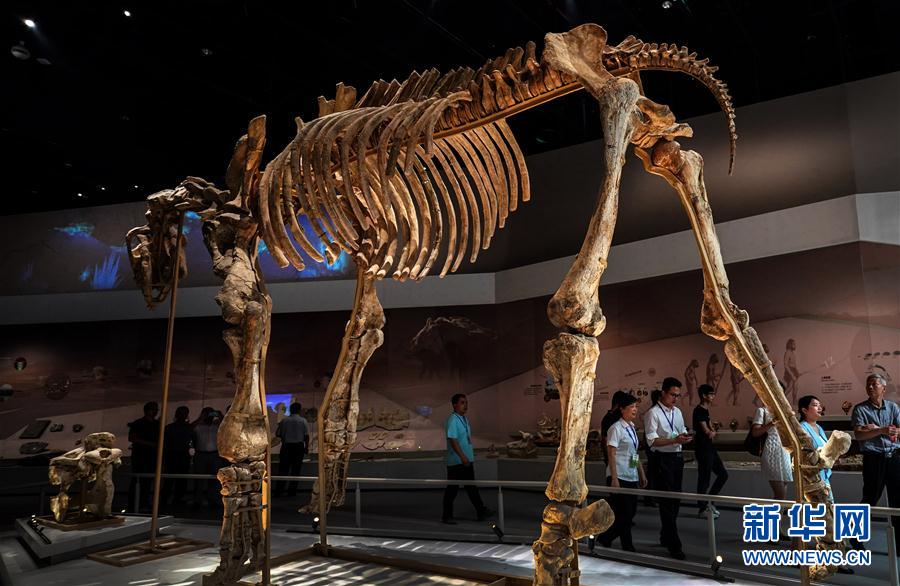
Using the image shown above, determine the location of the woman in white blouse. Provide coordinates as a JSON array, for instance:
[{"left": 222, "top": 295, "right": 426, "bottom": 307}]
[
  {"left": 751, "top": 384, "right": 793, "bottom": 502},
  {"left": 600, "top": 394, "right": 646, "bottom": 552}
]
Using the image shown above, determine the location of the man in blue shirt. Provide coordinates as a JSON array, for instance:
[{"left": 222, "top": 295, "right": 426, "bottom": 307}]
[
  {"left": 442, "top": 393, "right": 494, "bottom": 524},
  {"left": 852, "top": 373, "right": 900, "bottom": 544}
]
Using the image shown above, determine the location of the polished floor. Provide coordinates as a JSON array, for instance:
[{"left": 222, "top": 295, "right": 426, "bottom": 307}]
[{"left": 0, "top": 523, "right": 764, "bottom": 586}]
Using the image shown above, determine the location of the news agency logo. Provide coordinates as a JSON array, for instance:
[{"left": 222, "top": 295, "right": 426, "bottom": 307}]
[{"left": 742, "top": 503, "right": 872, "bottom": 567}]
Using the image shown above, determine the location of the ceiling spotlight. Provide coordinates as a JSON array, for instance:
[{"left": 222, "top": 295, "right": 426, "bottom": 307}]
[
  {"left": 36, "top": 57, "right": 51, "bottom": 66},
  {"left": 662, "top": 1, "right": 673, "bottom": 8},
  {"left": 123, "top": 10, "right": 132, "bottom": 17},
  {"left": 24, "top": 19, "right": 36, "bottom": 29},
  {"left": 133, "top": 184, "right": 139, "bottom": 189},
  {"left": 11, "top": 44, "right": 30, "bottom": 60},
  {"left": 201, "top": 47, "right": 212, "bottom": 56},
  {"left": 99, "top": 185, "right": 106, "bottom": 191},
  {"left": 76, "top": 192, "right": 84, "bottom": 198}
]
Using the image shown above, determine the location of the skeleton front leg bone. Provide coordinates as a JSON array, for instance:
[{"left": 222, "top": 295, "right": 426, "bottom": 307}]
[
  {"left": 532, "top": 64, "right": 640, "bottom": 584},
  {"left": 636, "top": 139, "right": 851, "bottom": 581},
  {"left": 306, "top": 262, "right": 385, "bottom": 514}
]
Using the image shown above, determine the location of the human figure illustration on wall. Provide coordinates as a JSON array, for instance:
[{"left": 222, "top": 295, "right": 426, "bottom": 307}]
[
  {"left": 726, "top": 362, "right": 744, "bottom": 406},
  {"left": 784, "top": 338, "right": 801, "bottom": 403},
  {"left": 684, "top": 359, "right": 699, "bottom": 406},
  {"left": 706, "top": 353, "right": 722, "bottom": 389}
]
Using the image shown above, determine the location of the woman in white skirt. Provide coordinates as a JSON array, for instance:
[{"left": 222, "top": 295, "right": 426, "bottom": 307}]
[{"left": 752, "top": 405, "right": 793, "bottom": 500}]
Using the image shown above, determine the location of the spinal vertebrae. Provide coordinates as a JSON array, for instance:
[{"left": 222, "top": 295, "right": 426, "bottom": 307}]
[{"left": 257, "top": 24, "right": 736, "bottom": 285}]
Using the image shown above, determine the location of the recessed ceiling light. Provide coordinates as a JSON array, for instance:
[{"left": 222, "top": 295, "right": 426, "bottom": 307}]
[
  {"left": 201, "top": 47, "right": 212, "bottom": 56},
  {"left": 76, "top": 192, "right": 84, "bottom": 198},
  {"left": 662, "top": 0, "right": 673, "bottom": 8},
  {"left": 36, "top": 57, "right": 51, "bottom": 66},
  {"left": 23, "top": 19, "right": 36, "bottom": 29},
  {"left": 11, "top": 44, "right": 30, "bottom": 60},
  {"left": 99, "top": 186, "right": 106, "bottom": 191},
  {"left": 133, "top": 184, "right": 139, "bottom": 189},
  {"left": 123, "top": 10, "right": 132, "bottom": 17}
]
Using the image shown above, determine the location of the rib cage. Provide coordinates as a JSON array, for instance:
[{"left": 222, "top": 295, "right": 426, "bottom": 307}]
[
  {"left": 258, "top": 27, "right": 736, "bottom": 282},
  {"left": 259, "top": 94, "right": 530, "bottom": 281}
]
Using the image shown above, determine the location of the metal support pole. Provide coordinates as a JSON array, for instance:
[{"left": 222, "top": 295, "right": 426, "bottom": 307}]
[
  {"left": 39, "top": 487, "right": 45, "bottom": 517},
  {"left": 135, "top": 478, "right": 141, "bottom": 515},
  {"left": 149, "top": 213, "right": 185, "bottom": 550},
  {"left": 355, "top": 482, "right": 362, "bottom": 528},
  {"left": 889, "top": 520, "right": 899, "bottom": 586},
  {"left": 498, "top": 486, "right": 505, "bottom": 534},
  {"left": 707, "top": 506, "right": 718, "bottom": 570}
]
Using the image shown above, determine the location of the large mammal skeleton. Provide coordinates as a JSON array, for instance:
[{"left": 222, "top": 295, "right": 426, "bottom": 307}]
[{"left": 127, "top": 23, "right": 847, "bottom": 585}]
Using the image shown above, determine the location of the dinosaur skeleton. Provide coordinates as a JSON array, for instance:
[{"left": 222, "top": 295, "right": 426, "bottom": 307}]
[{"left": 126, "top": 22, "right": 845, "bottom": 585}]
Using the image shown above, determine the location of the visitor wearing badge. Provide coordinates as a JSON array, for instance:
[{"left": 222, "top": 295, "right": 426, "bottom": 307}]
[
  {"left": 599, "top": 394, "right": 646, "bottom": 552},
  {"left": 643, "top": 376, "right": 693, "bottom": 560}
]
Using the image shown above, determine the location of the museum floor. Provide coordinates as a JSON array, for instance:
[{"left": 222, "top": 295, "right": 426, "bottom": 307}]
[
  {"left": 1, "top": 459, "right": 894, "bottom": 585},
  {"left": 1, "top": 494, "right": 893, "bottom": 585},
  {"left": 2, "top": 523, "right": 765, "bottom": 586}
]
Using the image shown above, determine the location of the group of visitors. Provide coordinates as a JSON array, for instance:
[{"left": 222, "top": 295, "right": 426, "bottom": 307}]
[
  {"left": 590, "top": 371, "right": 899, "bottom": 562},
  {"left": 128, "top": 401, "right": 310, "bottom": 511},
  {"left": 127, "top": 402, "right": 225, "bottom": 512}
]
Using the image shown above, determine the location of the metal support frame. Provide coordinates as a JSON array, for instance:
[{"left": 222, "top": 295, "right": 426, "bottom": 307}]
[{"left": 889, "top": 519, "right": 899, "bottom": 586}]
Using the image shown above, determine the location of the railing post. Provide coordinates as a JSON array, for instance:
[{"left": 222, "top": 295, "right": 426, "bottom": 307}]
[
  {"left": 355, "top": 481, "right": 362, "bottom": 528},
  {"left": 39, "top": 486, "right": 45, "bottom": 517},
  {"left": 888, "top": 519, "right": 899, "bottom": 586},
  {"left": 498, "top": 485, "right": 505, "bottom": 534},
  {"left": 135, "top": 475, "right": 140, "bottom": 513},
  {"left": 707, "top": 505, "right": 718, "bottom": 570}
]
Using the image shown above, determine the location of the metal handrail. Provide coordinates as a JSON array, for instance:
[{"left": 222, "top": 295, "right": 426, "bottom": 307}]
[
  {"left": 20, "top": 470, "right": 899, "bottom": 584},
  {"left": 128, "top": 472, "right": 900, "bottom": 517}
]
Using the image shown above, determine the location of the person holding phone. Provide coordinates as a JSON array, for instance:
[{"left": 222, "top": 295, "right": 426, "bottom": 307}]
[{"left": 643, "top": 377, "right": 692, "bottom": 560}]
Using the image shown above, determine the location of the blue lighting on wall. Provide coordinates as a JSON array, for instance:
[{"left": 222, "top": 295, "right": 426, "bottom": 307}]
[
  {"left": 90, "top": 253, "right": 123, "bottom": 290},
  {"left": 266, "top": 393, "right": 294, "bottom": 412},
  {"left": 54, "top": 222, "right": 95, "bottom": 237}
]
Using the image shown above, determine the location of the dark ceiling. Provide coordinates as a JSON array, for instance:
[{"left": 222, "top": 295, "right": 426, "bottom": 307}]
[{"left": 4, "top": 0, "right": 898, "bottom": 215}]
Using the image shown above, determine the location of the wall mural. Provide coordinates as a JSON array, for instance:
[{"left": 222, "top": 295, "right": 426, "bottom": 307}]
[
  {"left": 0, "top": 203, "right": 351, "bottom": 296},
  {"left": 0, "top": 242, "right": 897, "bottom": 458}
]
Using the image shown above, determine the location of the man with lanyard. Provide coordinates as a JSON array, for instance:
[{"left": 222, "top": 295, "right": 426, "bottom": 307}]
[
  {"left": 852, "top": 373, "right": 900, "bottom": 545},
  {"left": 442, "top": 393, "right": 494, "bottom": 524},
  {"left": 643, "top": 377, "right": 693, "bottom": 560}
]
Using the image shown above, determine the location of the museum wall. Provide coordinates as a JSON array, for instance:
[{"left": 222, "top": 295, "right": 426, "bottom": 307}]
[
  {"left": 2, "top": 241, "right": 897, "bottom": 459},
  {"left": 2, "top": 72, "right": 897, "bottom": 297},
  {"left": 1, "top": 73, "right": 897, "bottom": 459}
]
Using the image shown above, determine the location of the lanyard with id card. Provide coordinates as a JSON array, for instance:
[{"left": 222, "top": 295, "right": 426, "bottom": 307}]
[{"left": 626, "top": 425, "right": 639, "bottom": 468}]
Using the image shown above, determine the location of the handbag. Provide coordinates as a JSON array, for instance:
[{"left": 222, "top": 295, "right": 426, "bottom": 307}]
[{"left": 744, "top": 427, "right": 765, "bottom": 457}]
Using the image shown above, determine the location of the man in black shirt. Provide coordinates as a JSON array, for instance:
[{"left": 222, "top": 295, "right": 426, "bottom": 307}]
[
  {"left": 128, "top": 401, "right": 160, "bottom": 513},
  {"left": 161, "top": 405, "right": 193, "bottom": 510},
  {"left": 693, "top": 384, "right": 728, "bottom": 516}
]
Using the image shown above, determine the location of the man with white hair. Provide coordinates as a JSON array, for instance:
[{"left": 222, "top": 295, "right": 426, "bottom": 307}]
[{"left": 851, "top": 373, "right": 900, "bottom": 544}]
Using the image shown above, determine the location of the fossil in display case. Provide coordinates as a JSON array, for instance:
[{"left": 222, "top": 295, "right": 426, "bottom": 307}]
[
  {"left": 535, "top": 413, "right": 561, "bottom": 446},
  {"left": 47, "top": 432, "right": 122, "bottom": 523},
  {"left": 507, "top": 431, "right": 538, "bottom": 459},
  {"left": 585, "top": 430, "right": 603, "bottom": 461}
]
